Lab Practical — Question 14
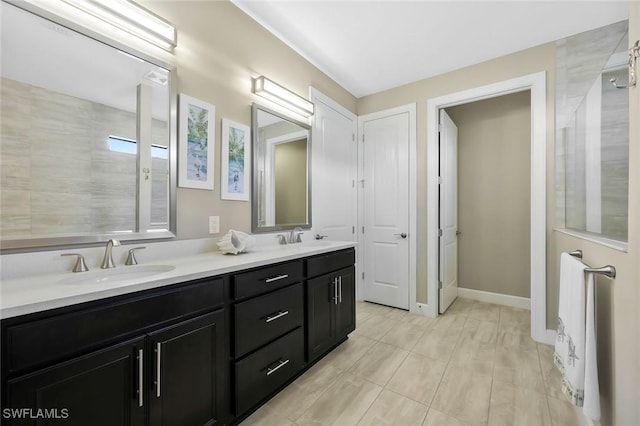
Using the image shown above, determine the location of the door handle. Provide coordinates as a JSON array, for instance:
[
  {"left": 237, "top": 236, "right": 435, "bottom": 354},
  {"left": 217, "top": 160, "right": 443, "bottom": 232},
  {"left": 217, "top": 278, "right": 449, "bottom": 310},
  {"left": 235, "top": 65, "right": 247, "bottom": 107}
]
[
  {"left": 338, "top": 276, "right": 342, "bottom": 303},
  {"left": 333, "top": 277, "right": 338, "bottom": 304},
  {"left": 264, "top": 274, "right": 289, "bottom": 283},
  {"left": 155, "top": 342, "right": 161, "bottom": 398},
  {"left": 394, "top": 233, "right": 407, "bottom": 239},
  {"left": 137, "top": 349, "right": 144, "bottom": 407},
  {"left": 265, "top": 310, "right": 289, "bottom": 323},
  {"left": 266, "top": 359, "right": 290, "bottom": 376}
]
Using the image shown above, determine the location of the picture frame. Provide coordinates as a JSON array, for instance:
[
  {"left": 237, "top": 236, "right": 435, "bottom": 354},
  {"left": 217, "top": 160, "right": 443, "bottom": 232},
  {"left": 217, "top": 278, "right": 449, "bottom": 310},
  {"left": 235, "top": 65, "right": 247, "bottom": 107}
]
[
  {"left": 178, "top": 94, "right": 215, "bottom": 190},
  {"left": 221, "top": 118, "right": 251, "bottom": 201}
]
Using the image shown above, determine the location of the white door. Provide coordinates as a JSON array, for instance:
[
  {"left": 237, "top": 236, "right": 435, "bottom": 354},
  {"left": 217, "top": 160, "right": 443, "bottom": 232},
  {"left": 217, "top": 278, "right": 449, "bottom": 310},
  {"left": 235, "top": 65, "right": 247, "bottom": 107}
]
[
  {"left": 439, "top": 109, "right": 458, "bottom": 313},
  {"left": 312, "top": 93, "right": 357, "bottom": 242},
  {"left": 361, "top": 112, "right": 410, "bottom": 310}
]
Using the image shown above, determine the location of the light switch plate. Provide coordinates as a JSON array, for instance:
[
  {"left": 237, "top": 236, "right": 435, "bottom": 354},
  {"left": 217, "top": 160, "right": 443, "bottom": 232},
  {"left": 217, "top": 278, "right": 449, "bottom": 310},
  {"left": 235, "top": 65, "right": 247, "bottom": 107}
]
[{"left": 209, "top": 216, "right": 220, "bottom": 234}]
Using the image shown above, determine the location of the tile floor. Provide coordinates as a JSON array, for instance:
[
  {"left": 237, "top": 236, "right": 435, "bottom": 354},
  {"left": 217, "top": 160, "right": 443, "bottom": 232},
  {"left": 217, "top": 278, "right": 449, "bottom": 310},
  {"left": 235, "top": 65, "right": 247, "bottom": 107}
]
[{"left": 240, "top": 298, "right": 582, "bottom": 426}]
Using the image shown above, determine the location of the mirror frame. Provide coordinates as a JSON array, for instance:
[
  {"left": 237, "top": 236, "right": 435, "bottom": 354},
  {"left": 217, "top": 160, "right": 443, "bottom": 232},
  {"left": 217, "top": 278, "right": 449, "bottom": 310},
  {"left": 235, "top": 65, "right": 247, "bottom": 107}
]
[
  {"left": 251, "top": 103, "right": 312, "bottom": 234},
  {"left": 1, "top": 1, "right": 177, "bottom": 252}
]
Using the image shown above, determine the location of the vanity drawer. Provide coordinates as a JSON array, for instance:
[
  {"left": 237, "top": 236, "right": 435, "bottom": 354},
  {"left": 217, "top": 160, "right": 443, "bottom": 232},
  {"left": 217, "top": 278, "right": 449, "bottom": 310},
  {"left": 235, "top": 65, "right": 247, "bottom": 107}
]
[
  {"left": 234, "top": 283, "right": 303, "bottom": 357},
  {"left": 233, "top": 260, "right": 303, "bottom": 299},
  {"left": 306, "top": 248, "right": 355, "bottom": 279},
  {"left": 234, "top": 327, "right": 304, "bottom": 415},
  {"left": 5, "top": 278, "right": 224, "bottom": 376}
]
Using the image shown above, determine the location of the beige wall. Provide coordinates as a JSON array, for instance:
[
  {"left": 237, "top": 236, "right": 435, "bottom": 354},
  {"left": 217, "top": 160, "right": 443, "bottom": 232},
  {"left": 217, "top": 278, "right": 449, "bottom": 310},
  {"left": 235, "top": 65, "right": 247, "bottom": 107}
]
[
  {"left": 140, "top": 0, "right": 356, "bottom": 238},
  {"left": 358, "top": 7, "right": 639, "bottom": 424},
  {"left": 446, "top": 91, "right": 531, "bottom": 298},
  {"left": 358, "top": 43, "right": 557, "bottom": 306},
  {"left": 275, "top": 139, "right": 307, "bottom": 225}
]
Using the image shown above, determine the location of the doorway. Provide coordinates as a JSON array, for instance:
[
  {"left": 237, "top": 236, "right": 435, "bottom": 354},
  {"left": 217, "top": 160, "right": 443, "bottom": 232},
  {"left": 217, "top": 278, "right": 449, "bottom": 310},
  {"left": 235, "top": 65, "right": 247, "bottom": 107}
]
[
  {"left": 439, "top": 92, "right": 532, "bottom": 314},
  {"left": 427, "top": 72, "right": 550, "bottom": 343}
]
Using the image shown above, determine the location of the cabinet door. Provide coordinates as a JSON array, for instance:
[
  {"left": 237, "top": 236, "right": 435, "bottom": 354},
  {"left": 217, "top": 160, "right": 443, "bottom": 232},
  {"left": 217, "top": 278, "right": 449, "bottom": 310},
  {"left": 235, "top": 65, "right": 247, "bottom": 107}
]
[
  {"left": 7, "top": 337, "right": 145, "bottom": 426},
  {"left": 306, "top": 273, "right": 337, "bottom": 362},
  {"left": 335, "top": 266, "right": 356, "bottom": 338},
  {"left": 147, "top": 310, "right": 226, "bottom": 426}
]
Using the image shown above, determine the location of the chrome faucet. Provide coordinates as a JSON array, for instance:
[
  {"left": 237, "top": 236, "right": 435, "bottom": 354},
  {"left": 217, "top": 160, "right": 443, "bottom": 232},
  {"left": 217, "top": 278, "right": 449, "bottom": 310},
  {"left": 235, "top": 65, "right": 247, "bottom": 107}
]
[
  {"left": 288, "top": 227, "right": 303, "bottom": 243},
  {"left": 101, "top": 239, "right": 121, "bottom": 269}
]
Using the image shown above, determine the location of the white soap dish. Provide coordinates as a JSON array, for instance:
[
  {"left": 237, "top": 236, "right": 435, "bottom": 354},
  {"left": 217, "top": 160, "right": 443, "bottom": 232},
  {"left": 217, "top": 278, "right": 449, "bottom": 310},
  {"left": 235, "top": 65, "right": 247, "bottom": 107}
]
[{"left": 217, "top": 230, "right": 256, "bottom": 255}]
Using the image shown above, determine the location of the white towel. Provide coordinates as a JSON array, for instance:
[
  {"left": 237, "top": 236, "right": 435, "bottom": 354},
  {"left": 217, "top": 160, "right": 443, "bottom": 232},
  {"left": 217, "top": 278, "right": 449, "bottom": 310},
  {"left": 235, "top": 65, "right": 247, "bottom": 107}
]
[{"left": 554, "top": 252, "right": 600, "bottom": 421}]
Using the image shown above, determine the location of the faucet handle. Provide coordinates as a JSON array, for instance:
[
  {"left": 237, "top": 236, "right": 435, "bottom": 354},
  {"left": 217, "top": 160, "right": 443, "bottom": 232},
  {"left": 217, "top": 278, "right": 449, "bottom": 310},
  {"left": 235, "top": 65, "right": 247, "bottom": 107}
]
[
  {"left": 276, "top": 234, "right": 287, "bottom": 245},
  {"left": 61, "top": 253, "right": 89, "bottom": 273},
  {"left": 295, "top": 232, "right": 304, "bottom": 243},
  {"left": 125, "top": 247, "right": 146, "bottom": 266},
  {"left": 315, "top": 234, "right": 328, "bottom": 240}
]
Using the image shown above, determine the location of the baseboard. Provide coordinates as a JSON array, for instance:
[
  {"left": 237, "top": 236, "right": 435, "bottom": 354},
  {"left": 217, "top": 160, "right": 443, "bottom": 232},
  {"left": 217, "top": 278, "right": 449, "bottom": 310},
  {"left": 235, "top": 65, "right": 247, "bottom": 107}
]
[
  {"left": 411, "top": 302, "right": 436, "bottom": 318},
  {"left": 542, "top": 329, "right": 557, "bottom": 345},
  {"left": 458, "top": 287, "right": 531, "bottom": 310}
]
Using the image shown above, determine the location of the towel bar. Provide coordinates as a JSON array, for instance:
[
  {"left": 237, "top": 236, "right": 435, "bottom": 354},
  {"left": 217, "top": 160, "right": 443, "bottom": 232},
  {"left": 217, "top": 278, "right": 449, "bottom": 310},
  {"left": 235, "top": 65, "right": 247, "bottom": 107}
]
[{"left": 568, "top": 250, "right": 616, "bottom": 278}]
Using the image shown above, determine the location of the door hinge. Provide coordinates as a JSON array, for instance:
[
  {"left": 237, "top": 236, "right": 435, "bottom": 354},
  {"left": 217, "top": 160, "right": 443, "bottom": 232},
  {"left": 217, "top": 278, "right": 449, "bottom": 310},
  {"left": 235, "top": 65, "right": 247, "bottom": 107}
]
[
  {"left": 362, "top": 134, "right": 365, "bottom": 143},
  {"left": 360, "top": 179, "right": 365, "bottom": 188},
  {"left": 362, "top": 272, "right": 365, "bottom": 280},
  {"left": 352, "top": 133, "right": 355, "bottom": 142},
  {"left": 362, "top": 226, "right": 365, "bottom": 234},
  {"left": 438, "top": 123, "right": 442, "bottom": 132},
  {"left": 352, "top": 225, "right": 355, "bottom": 234},
  {"left": 438, "top": 281, "right": 443, "bottom": 289},
  {"left": 438, "top": 229, "right": 443, "bottom": 237},
  {"left": 438, "top": 176, "right": 442, "bottom": 185},
  {"left": 352, "top": 180, "right": 355, "bottom": 188}
]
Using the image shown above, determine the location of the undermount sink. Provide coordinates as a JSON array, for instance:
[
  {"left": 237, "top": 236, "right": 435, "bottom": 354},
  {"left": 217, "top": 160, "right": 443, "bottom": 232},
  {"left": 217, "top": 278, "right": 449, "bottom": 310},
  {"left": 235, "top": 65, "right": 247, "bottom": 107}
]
[{"left": 60, "top": 265, "right": 175, "bottom": 285}]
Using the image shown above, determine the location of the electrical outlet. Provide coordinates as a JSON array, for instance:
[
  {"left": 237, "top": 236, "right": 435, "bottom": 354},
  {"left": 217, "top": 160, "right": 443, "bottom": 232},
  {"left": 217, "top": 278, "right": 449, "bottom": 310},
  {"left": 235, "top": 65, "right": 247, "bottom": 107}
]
[{"left": 209, "top": 216, "right": 220, "bottom": 234}]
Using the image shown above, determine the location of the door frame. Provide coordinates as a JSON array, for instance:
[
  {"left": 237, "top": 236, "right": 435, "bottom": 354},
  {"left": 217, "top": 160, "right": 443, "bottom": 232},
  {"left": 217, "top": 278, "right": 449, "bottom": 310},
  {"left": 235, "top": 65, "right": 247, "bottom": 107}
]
[
  {"left": 357, "top": 103, "right": 417, "bottom": 309},
  {"left": 426, "top": 72, "right": 551, "bottom": 344}
]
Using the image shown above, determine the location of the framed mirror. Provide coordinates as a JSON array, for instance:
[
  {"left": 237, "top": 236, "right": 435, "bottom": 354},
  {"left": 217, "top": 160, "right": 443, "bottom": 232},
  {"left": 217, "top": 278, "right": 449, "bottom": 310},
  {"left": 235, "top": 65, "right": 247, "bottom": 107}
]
[
  {"left": 252, "top": 104, "right": 311, "bottom": 233},
  {"left": 0, "top": 1, "right": 177, "bottom": 250}
]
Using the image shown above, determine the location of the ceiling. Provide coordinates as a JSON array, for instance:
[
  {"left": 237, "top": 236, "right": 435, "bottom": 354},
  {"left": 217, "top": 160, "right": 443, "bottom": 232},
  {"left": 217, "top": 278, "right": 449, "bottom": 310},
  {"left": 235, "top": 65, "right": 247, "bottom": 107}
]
[
  {"left": 232, "top": 0, "right": 630, "bottom": 98},
  {"left": 1, "top": 2, "right": 170, "bottom": 120}
]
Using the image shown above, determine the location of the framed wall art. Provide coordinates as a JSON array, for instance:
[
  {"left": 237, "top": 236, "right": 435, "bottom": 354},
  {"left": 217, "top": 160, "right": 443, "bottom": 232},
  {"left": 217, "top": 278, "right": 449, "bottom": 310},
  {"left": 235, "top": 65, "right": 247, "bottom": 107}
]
[
  {"left": 221, "top": 118, "right": 250, "bottom": 201},
  {"left": 179, "top": 94, "right": 215, "bottom": 190}
]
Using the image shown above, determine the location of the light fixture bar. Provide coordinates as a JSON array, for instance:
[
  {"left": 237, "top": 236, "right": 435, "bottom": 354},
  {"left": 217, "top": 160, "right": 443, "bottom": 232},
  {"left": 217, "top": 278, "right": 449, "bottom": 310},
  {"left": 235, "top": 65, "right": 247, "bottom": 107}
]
[
  {"left": 253, "top": 76, "right": 314, "bottom": 117},
  {"left": 61, "top": 0, "right": 177, "bottom": 50}
]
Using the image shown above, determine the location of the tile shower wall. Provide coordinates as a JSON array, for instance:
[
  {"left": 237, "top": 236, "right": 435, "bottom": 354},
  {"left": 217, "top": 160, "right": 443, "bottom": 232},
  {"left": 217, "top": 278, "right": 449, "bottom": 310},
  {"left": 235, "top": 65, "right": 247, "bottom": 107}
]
[
  {"left": 0, "top": 77, "right": 168, "bottom": 237},
  {"left": 555, "top": 20, "right": 629, "bottom": 240}
]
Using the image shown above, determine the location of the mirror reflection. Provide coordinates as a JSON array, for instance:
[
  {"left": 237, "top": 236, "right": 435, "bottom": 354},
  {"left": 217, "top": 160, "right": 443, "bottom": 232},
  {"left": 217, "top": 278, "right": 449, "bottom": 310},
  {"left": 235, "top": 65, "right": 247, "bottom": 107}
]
[
  {"left": 0, "top": 2, "right": 174, "bottom": 248},
  {"left": 252, "top": 104, "right": 311, "bottom": 232},
  {"left": 556, "top": 20, "right": 629, "bottom": 242}
]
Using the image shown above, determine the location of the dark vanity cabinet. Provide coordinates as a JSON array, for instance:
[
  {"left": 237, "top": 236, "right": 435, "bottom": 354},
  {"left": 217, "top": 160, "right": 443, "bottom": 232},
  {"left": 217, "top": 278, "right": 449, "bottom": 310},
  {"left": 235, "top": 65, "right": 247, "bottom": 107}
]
[
  {"left": 231, "top": 260, "right": 305, "bottom": 415},
  {"left": 1, "top": 278, "right": 228, "bottom": 426},
  {"left": 306, "top": 249, "right": 356, "bottom": 363},
  {"left": 1, "top": 247, "right": 356, "bottom": 425}
]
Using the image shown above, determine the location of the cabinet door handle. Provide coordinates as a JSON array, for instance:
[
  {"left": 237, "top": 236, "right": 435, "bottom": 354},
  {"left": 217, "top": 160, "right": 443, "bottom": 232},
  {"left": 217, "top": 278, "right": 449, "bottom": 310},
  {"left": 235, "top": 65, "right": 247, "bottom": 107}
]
[
  {"left": 264, "top": 274, "right": 289, "bottom": 283},
  {"left": 137, "top": 349, "right": 144, "bottom": 407},
  {"left": 266, "top": 358, "right": 290, "bottom": 376},
  {"left": 155, "top": 342, "right": 161, "bottom": 398},
  {"left": 338, "top": 276, "right": 343, "bottom": 303},
  {"left": 265, "top": 310, "right": 289, "bottom": 323},
  {"left": 333, "top": 277, "right": 338, "bottom": 304}
]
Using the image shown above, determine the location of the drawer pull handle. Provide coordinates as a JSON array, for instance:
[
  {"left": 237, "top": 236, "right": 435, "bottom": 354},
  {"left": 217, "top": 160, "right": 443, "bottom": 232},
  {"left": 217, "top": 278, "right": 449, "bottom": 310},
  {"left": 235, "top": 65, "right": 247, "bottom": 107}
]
[
  {"left": 266, "top": 359, "right": 290, "bottom": 376},
  {"left": 333, "top": 277, "right": 338, "bottom": 305},
  {"left": 338, "top": 276, "right": 343, "bottom": 303},
  {"left": 264, "top": 274, "right": 289, "bottom": 283},
  {"left": 138, "top": 349, "right": 144, "bottom": 407},
  {"left": 155, "top": 342, "right": 161, "bottom": 398},
  {"left": 265, "top": 310, "right": 289, "bottom": 323}
]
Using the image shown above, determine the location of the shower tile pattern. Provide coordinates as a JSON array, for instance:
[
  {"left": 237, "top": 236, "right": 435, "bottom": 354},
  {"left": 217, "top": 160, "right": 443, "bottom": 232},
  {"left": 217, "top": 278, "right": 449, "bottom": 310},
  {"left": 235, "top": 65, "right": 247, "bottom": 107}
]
[{"left": 241, "top": 299, "right": 583, "bottom": 426}]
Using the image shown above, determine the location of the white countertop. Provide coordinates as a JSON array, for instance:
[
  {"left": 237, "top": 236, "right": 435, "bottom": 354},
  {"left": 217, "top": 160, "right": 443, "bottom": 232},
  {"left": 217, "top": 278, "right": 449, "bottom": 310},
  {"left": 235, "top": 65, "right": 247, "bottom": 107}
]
[{"left": 0, "top": 241, "right": 356, "bottom": 320}]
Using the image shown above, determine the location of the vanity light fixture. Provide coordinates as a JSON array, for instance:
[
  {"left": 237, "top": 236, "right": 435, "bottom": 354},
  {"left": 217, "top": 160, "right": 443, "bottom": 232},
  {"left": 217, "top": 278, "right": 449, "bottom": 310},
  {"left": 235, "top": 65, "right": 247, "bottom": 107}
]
[
  {"left": 61, "top": 0, "right": 177, "bottom": 50},
  {"left": 253, "top": 76, "right": 314, "bottom": 117}
]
